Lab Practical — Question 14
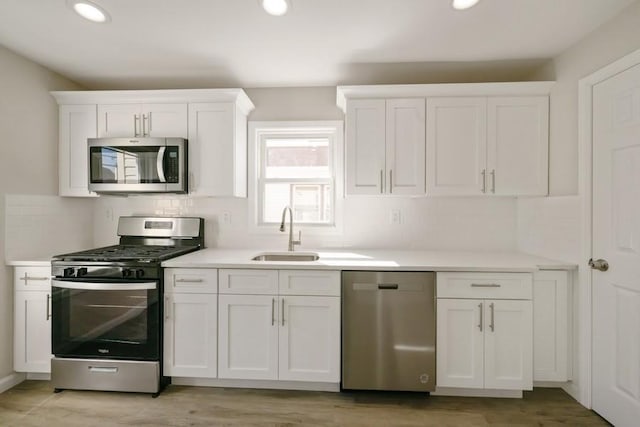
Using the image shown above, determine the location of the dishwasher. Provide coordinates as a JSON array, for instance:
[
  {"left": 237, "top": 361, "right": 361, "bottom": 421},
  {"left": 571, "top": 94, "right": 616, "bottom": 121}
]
[{"left": 342, "top": 271, "right": 436, "bottom": 392}]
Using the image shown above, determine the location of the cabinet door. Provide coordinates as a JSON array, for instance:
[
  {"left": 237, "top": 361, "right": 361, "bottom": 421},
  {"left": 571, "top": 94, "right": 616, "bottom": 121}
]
[
  {"left": 14, "top": 291, "right": 51, "bottom": 373},
  {"left": 278, "top": 296, "right": 340, "bottom": 383},
  {"left": 59, "top": 104, "right": 97, "bottom": 197},
  {"left": 218, "top": 294, "right": 278, "bottom": 380},
  {"left": 97, "top": 104, "right": 141, "bottom": 137},
  {"left": 163, "top": 293, "right": 217, "bottom": 378},
  {"left": 436, "top": 298, "right": 484, "bottom": 388},
  {"left": 484, "top": 299, "right": 533, "bottom": 390},
  {"left": 487, "top": 96, "right": 549, "bottom": 196},
  {"left": 533, "top": 270, "right": 569, "bottom": 381},
  {"left": 345, "top": 99, "right": 386, "bottom": 195},
  {"left": 386, "top": 98, "right": 426, "bottom": 195},
  {"left": 426, "top": 97, "right": 487, "bottom": 196},
  {"left": 144, "top": 103, "right": 187, "bottom": 138},
  {"left": 188, "top": 102, "right": 246, "bottom": 197}
]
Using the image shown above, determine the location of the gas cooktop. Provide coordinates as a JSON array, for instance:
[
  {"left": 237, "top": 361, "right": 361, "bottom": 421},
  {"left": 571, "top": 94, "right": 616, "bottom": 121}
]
[{"left": 53, "top": 244, "right": 197, "bottom": 263}]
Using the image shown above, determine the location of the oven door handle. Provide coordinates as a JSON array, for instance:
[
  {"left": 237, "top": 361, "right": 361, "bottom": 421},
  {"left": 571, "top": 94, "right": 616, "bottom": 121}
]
[{"left": 52, "top": 280, "right": 157, "bottom": 291}]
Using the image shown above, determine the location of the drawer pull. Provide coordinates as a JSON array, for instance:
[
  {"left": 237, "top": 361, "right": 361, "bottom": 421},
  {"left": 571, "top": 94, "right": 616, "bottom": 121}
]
[
  {"left": 89, "top": 366, "right": 118, "bottom": 374},
  {"left": 175, "top": 278, "right": 204, "bottom": 283},
  {"left": 21, "top": 275, "right": 49, "bottom": 281},
  {"left": 470, "top": 283, "right": 501, "bottom": 288}
]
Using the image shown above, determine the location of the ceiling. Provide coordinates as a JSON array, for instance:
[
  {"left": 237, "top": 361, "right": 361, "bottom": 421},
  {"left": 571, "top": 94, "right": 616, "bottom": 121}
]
[{"left": 0, "top": 0, "right": 635, "bottom": 89}]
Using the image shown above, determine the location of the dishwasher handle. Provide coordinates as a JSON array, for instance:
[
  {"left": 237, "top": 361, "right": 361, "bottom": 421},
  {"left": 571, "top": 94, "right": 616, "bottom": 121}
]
[{"left": 378, "top": 283, "right": 399, "bottom": 290}]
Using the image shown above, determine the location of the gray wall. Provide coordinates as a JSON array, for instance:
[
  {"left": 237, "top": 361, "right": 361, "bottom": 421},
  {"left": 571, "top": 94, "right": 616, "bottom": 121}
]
[
  {"left": 531, "top": 0, "right": 640, "bottom": 195},
  {"left": 0, "top": 44, "right": 83, "bottom": 379}
]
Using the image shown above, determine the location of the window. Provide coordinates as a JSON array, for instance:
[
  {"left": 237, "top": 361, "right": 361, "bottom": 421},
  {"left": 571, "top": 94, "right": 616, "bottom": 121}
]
[{"left": 249, "top": 121, "right": 343, "bottom": 230}]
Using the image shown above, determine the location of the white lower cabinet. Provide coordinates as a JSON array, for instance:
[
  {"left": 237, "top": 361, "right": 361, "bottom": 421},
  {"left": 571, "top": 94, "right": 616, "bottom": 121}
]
[
  {"left": 163, "top": 268, "right": 218, "bottom": 378},
  {"left": 217, "top": 269, "right": 341, "bottom": 383},
  {"left": 14, "top": 266, "right": 52, "bottom": 373},
  {"left": 436, "top": 272, "right": 533, "bottom": 391}
]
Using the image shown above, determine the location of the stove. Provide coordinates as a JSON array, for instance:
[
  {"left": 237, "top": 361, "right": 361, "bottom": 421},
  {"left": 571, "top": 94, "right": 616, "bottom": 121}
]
[{"left": 50, "top": 216, "right": 204, "bottom": 397}]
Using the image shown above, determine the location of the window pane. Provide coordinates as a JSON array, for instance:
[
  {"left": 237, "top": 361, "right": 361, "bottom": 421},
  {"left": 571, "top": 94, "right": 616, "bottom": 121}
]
[
  {"left": 263, "top": 182, "right": 332, "bottom": 224},
  {"left": 264, "top": 138, "right": 330, "bottom": 179}
]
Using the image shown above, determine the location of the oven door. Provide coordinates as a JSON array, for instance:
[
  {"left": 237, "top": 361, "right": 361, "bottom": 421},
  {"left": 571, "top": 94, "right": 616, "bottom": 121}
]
[
  {"left": 88, "top": 137, "right": 186, "bottom": 193},
  {"left": 52, "top": 280, "right": 160, "bottom": 361}
]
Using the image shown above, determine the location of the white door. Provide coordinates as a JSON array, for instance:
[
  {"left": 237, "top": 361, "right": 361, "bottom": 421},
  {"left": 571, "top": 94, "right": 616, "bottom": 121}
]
[
  {"left": 58, "top": 104, "right": 97, "bottom": 197},
  {"left": 487, "top": 96, "right": 549, "bottom": 196},
  {"left": 97, "top": 104, "right": 141, "bottom": 137},
  {"left": 385, "top": 98, "right": 426, "bottom": 195},
  {"left": 483, "top": 300, "right": 533, "bottom": 390},
  {"left": 14, "top": 291, "right": 51, "bottom": 373},
  {"left": 278, "top": 296, "right": 340, "bottom": 383},
  {"left": 188, "top": 102, "right": 238, "bottom": 196},
  {"left": 426, "top": 97, "right": 487, "bottom": 196},
  {"left": 436, "top": 298, "right": 484, "bottom": 388},
  {"left": 345, "top": 99, "right": 386, "bottom": 195},
  {"left": 218, "top": 294, "right": 278, "bottom": 380},
  {"left": 144, "top": 103, "right": 187, "bottom": 138},
  {"left": 163, "top": 293, "right": 217, "bottom": 378},
  {"left": 592, "top": 62, "right": 640, "bottom": 427}
]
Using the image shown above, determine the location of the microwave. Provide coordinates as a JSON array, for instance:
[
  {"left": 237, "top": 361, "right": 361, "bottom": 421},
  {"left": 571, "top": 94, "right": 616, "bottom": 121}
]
[{"left": 88, "top": 137, "right": 188, "bottom": 194}]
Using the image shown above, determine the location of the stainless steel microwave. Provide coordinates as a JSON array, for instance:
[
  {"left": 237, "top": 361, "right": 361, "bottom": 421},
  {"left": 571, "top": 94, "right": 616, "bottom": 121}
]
[{"left": 88, "top": 137, "right": 188, "bottom": 194}]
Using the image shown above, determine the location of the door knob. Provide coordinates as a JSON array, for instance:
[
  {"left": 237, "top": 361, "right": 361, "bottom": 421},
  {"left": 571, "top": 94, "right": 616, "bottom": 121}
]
[{"left": 588, "top": 258, "right": 609, "bottom": 272}]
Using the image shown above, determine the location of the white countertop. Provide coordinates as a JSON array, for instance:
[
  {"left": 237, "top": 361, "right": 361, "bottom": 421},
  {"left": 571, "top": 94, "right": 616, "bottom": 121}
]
[
  {"left": 6, "top": 259, "right": 52, "bottom": 267},
  {"left": 161, "top": 248, "right": 576, "bottom": 272}
]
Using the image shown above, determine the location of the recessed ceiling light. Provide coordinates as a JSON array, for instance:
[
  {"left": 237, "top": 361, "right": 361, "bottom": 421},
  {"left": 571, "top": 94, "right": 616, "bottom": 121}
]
[
  {"left": 452, "top": 0, "right": 480, "bottom": 10},
  {"left": 69, "top": 0, "right": 110, "bottom": 23},
  {"left": 261, "top": 0, "right": 289, "bottom": 16}
]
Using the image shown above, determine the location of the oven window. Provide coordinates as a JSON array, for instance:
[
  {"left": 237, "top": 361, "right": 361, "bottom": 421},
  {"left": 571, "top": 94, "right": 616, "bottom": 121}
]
[{"left": 68, "top": 289, "right": 150, "bottom": 344}]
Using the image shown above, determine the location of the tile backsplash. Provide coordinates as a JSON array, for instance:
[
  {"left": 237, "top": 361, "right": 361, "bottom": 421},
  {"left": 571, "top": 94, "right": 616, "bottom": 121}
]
[{"left": 4, "top": 194, "right": 94, "bottom": 261}]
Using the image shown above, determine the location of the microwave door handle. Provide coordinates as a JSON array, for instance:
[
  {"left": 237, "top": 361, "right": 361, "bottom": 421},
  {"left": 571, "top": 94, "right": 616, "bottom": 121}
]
[{"left": 157, "top": 146, "right": 167, "bottom": 183}]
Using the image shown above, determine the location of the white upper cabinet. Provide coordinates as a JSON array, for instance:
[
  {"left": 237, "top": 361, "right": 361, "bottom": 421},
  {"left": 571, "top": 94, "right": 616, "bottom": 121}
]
[
  {"left": 487, "top": 96, "right": 549, "bottom": 196},
  {"left": 58, "top": 104, "right": 98, "bottom": 197},
  {"left": 51, "top": 89, "right": 254, "bottom": 198},
  {"left": 98, "top": 103, "right": 187, "bottom": 138},
  {"left": 338, "top": 82, "right": 552, "bottom": 197},
  {"left": 426, "top": 97, "right": 487, "bottom": 195},
  {"left": 345, "top": 98, "right": 425, "bottom": 195}
]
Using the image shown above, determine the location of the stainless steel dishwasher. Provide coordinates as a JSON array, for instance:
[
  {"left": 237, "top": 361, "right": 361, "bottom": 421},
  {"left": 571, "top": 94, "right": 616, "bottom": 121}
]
[{"left": 342, "top": 271, "right": 436, "bottom": 392}]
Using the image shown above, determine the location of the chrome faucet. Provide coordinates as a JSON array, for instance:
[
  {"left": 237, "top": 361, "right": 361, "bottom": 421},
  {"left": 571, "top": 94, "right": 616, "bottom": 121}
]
[{"left": 279, "top": 206, "right": 301, "bottom": 251}]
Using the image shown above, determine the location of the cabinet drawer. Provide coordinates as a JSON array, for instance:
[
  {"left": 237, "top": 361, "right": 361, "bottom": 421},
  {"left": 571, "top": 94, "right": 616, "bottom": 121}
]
[
  {"left": 437, "top": 272, "right": 532, "bottom": 300},
  {"left": 219, "top": 269, "right": 279, "bottom": 295},
  {"left": 14, "top": 267, "right": 51, "bottom": 291},
  {"left": 165, "top": 268, "right": 218, "bottom": 294},
  {"left": 279, "top": 270, "right": 340, "bottom": 296}
]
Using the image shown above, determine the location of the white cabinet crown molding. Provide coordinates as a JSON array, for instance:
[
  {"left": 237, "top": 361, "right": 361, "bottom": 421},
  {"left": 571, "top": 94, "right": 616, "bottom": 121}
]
[
  {"left": 336, "top": 81, "right": 555, "bottom": 113},
  {"left": 51, "top": 88, "right": 255, "bottom": 115}
]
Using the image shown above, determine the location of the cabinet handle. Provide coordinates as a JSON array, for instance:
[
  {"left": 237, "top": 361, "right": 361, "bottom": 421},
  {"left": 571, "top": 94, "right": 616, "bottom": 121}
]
[
  {"left": 164, "top": 295, "right": 170, "bottom": 320},
  {"left": 470, "top": 283, "right": 501, "bottom": 288},
  {"left": 478, "top": 302, "right": 483, "bottom": 332},
  {"left": 281, "top": 298, "right": 285, "bottom": 326},
  {"left": 142, "top": 114, "right": 149, "bottom": 136},
  {"left": 481, "top": 169, "right": 486, "bottom": 193},
  {"left": 175, "top": 278, "right": 203, "bottom": 283},
  {"left": 134, "top": 115, "right": 140, "bottom": 137},
  {"left": 490, "top": 169, "right": 496, "bottom": 193},
  {"left": 389, "top": 170, "right": 393, "bottom": 194},
  {"left": 489, "top": 302, "right": 495, "bottom": 332},
  {"left": 380, "top": 170, "right": 384, "bottom": 194},
  {"left": 46, "top": 294, "right": 51, "bottom": 320},
  {"left": 271, "top": 298, "right": 275, "bottom": 326},
  {"left": 20, "top": 274, "right": 49, "bottom": 282}
]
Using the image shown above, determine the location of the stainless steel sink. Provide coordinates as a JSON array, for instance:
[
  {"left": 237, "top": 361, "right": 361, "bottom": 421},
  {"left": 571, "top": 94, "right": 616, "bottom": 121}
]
[{"left": 251, "top": 252, "right": 320, "bottom": 262}]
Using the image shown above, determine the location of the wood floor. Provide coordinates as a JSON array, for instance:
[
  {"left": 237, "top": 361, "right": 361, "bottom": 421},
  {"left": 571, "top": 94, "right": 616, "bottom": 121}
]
[{"left": 0, "top": 381, "right": 609, "bottom": 426}]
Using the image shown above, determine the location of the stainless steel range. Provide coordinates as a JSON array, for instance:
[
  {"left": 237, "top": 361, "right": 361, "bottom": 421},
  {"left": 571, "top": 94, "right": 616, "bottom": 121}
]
[{"left": 50, "top": 216, "right": 204, "bottom": 397}]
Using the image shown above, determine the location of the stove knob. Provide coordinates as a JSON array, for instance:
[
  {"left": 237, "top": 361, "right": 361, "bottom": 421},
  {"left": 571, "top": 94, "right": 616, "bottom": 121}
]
[
  {"left": 135, "top": 269, "right": 145, "bottom": 279},
  {"left": 77, "top": 267, "right": 88, "bottom": 277},
  {"left": 122, "top": 269, "right": 133, "bottom": 278},
  {"left": 63, "top": 267, "right": 75, "bottom": 277}
]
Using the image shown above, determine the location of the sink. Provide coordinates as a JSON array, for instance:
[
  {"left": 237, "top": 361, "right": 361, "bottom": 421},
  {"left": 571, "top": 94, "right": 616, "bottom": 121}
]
[{"left": 251, "top": 252, "right": 320, "bottom": 262}]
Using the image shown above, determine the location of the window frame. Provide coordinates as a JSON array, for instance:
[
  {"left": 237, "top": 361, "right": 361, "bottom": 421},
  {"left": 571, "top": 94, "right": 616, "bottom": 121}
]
[{"left": 248, "top": 121, "right": 344, "bottom": 235}]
